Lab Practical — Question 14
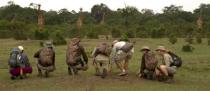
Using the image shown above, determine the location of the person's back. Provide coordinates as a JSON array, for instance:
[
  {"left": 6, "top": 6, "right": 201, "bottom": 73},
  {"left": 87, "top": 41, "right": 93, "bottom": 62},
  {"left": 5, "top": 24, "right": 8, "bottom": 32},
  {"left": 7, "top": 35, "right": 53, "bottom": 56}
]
[
  {"left": 19, "top": 52, "right": 30, "bottom": 67},
  {"left": 39, "top": 47, "right": 54, "bottom": 67},
  {"left": 111, "top": 40, "right": 134, "bottom": 76},
  {"left": 92, "top": 42, "right": 111, "bottom": 78},
  {"left": 34, "top": 42, "right": 55, "bottom": 77},
  {"left": 66, "top": 43, "right": 84, "bottom": 65},
  {"left": 66, "top": 38, "right": 88, "bottom": 75},
  {"left": 138, "top": 46, "right": 157, "bottom": 80},
  {"left": 162, "top": 53, "right": 173, "bottom": 67}
]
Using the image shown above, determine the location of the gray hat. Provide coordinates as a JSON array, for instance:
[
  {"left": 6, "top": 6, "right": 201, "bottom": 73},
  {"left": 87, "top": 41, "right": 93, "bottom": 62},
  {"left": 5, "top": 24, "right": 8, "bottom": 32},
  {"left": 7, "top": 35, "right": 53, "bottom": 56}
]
[{"left": 44, "top": 41, "right": 53, "bottom": 48}]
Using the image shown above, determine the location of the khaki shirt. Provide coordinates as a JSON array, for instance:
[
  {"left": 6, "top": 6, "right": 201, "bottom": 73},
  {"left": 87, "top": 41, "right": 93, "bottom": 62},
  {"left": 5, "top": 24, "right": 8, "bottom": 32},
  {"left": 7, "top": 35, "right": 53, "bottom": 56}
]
[{"left": 162, "top": 53, "right": 173, "bottom": 67}]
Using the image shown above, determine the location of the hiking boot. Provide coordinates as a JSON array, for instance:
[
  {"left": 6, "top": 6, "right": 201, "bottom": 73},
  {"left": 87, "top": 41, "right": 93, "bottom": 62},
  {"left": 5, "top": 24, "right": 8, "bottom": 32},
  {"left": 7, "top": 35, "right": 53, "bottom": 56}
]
[
  {"left": 11, "top": 76, "right": 15, "bottom": 80},
  {"left": 20, "top": 76, "right": 23, "bottom": 79},
  {"left": 101, "top": 69, "right": 107, "bottom": 78}
]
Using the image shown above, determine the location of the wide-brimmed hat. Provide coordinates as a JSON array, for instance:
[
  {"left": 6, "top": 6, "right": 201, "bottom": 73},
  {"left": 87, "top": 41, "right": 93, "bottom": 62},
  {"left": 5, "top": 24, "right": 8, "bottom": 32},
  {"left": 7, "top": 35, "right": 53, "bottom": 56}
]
[
  {"left": 18, "top": 46, "right": 24, "bottom": 51},
  {"left": 156, "top": 46, "right": 167, "bottom": 51},
  {"left": 140, "top": 46, "right": 150, "bottom": 51},
  {"left": 71, "top": 38, "right": 80, "bottom": 45}
]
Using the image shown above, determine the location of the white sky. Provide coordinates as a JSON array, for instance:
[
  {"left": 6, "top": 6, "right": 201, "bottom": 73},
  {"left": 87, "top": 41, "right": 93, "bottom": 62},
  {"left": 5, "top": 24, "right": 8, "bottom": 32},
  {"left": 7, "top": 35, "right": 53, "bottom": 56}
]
[{"left": 0, "top": 0, "right": 210, "bottom": 13}]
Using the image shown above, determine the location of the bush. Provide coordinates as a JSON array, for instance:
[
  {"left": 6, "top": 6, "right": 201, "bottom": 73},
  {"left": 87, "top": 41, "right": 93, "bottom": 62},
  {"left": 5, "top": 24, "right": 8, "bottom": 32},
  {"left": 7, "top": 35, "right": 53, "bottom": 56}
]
[
  {"left": 196, "top": 34, "right": 202, "bottom": 44},
  {"left": 52, "top": 31, "right": 67, "bottom": 45},
  {"left": 111, "top": 28, "right": 121, "bottom": 38},
  {"left": 119, "top": 33, "right": 129, "bottom": 42},
  {"left": 87, "top": 30, "right": 98, "bottom": 39},
  {"left": 67, "top": 28, "right": 82, "bottom": 38},
  {"left": 185, "top": 35, "right": 194, "bottom": 44},
  {"left": 125, "top": 30, "right": 135, "bottom": 38},
  {"left": 208, "top": 39, "right": 210, "bottom": 46},
  {"left": 168, "top": 34, "right": 177, "bottom": 44},
  {"left": 151, "top": 27, "right": 165, "bottom": 38},
  {"left": 182, "top": 44, "right": 194, "bottom": 52},
  {"left": 34, "top": 29, "right": 49, "bottom": 40}
]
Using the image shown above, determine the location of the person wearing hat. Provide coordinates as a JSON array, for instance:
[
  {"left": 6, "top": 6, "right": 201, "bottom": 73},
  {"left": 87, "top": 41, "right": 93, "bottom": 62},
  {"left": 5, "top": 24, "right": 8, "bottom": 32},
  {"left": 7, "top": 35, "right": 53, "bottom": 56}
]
[
  {"left": 34, "top": 42, "right": 55, "bottom": 77},
  {"left": 66, "top": 38, "right": 88, "bottom": 75},
  {"left": 137, "top": 46, "right": 151, "bottom": 78},
  {"left": 155, "top": 46, "right": 176, "bottom": 82},
  {"left": 17, "top": 46, "right": 32, "bottom": 79},
  {"left": 110, "top": 40, "right": 134, "bottom": 76}
]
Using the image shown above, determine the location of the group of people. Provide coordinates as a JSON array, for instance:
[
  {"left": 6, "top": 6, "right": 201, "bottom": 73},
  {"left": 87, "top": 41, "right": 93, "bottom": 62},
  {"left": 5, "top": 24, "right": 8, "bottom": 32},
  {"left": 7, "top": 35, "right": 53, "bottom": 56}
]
[
  {"left": 137, "top": 46, "right": 179, "bottom": 82},
  {"left": 8, "top": 38, "right": 181, "bottom": 83}
]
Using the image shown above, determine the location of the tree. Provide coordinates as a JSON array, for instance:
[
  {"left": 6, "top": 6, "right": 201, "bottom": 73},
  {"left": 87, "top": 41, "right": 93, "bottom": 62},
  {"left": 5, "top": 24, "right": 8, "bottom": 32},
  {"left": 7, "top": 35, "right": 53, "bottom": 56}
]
[{"left": 91, "top": 3, "right": 111, "bottom": 24}]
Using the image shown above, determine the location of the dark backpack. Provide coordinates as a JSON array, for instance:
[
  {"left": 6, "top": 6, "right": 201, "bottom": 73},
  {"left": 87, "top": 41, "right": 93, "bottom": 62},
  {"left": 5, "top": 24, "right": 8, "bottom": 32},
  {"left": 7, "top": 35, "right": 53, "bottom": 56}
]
[
  {"left": 97, "top": 43, "right": 111, "bottom": 56},
  {"left": 39, "top": 48, "right": 54, "bottom": 66},
  {"left": 120, "top": 43, "right": 133, "bottom": 53},
  {"left": 144, "top": 52, "right": 158, "bottom": 70},
  {"left": 168, "top": 51, "right": 182, "bottom": 67},
  {"left": 8, "top": 48, "right": 20, "bottom": 68}
]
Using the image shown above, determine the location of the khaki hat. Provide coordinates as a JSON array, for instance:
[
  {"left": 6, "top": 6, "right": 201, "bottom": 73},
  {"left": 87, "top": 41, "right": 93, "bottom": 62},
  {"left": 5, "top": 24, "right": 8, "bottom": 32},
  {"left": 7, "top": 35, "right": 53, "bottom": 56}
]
[
  {"left": 156, "top": 46, "right": 167, "bottom": 51},
  {"left": 140, "top": 46, "right": 150, "bottom": 51},
  {"left": 112, "top": 40, "right": 118, "bottom": 45},
  {"left": 71, "top": 38, "right": 80, "bottom": 45},
  {"left": 18, "top": 46, "right": 24, "bottom": 51}
]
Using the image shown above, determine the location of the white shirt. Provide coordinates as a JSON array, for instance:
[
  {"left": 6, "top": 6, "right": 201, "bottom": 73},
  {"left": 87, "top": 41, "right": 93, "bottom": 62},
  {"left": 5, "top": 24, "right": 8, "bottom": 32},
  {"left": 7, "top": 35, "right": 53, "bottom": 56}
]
[{"left": 110, "top": 41, "right": 134, "bottom": 61}]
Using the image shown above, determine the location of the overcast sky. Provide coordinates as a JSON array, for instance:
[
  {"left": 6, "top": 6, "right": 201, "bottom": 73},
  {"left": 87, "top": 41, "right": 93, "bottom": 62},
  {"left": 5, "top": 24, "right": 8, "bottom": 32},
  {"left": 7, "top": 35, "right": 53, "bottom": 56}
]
[{"left": 0, "top": 0, "right": 210, "bottom": 13}]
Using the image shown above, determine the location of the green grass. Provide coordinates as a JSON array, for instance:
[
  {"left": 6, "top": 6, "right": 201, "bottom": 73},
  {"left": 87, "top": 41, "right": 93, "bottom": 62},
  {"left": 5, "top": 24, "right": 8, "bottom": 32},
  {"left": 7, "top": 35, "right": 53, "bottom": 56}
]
[{"left": 0, "top": 38, "right": 210, "bottom": 91}]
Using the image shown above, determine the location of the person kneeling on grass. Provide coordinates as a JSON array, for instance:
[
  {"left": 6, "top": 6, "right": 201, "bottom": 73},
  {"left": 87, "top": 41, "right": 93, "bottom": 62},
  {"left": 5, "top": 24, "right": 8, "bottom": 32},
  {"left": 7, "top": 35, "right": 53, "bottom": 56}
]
[
  {"left": 155, "top": 46, "right": 176, "bottom": 83},
  {"left": 92, "top": 42, "right": 111, "bottom": 78},
  {"left": 110, "top": 40, "right": 134, "bottom": 76},
  {"left": 137, "top": 46, "right": 158, "bottom": 80},
  {"left": 34, "top": 42, "right": 55, "bottom": 77},
  {"left": 66, "top": 38, "right": 88, "bottom": 75},
  {"left": 9, "top": 46, "right": 32, "bottom": 80}
]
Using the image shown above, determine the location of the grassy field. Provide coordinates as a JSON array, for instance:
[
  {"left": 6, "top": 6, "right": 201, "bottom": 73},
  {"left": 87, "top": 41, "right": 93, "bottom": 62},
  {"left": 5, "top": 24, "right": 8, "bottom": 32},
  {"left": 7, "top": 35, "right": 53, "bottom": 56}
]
[{"left": 0, "top": 38, "right": 210, "bottom": 91}]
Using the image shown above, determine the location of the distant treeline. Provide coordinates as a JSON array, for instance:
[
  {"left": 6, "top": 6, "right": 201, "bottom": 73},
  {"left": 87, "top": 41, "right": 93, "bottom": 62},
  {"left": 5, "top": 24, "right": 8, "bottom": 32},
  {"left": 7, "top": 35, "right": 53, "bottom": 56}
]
[{"left": 0, "top": 1, "right": 210, "bottom": 40}]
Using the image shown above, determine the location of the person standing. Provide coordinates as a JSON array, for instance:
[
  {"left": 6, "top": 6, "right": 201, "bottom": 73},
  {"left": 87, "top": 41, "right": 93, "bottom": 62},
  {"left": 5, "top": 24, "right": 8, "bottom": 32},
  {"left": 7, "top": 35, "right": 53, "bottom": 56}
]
[{"left": 110, "top": 40, "right": 134, "bottom": 76}]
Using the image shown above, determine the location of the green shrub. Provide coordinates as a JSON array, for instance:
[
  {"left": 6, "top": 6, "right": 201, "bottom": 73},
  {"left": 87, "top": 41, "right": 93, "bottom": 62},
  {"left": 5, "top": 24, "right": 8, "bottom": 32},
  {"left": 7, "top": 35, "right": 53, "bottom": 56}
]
[
  {"left": 13, "top": 30, "right": 28, "bottom": 40},
  {"left": 0, "top": 29, "right": 12, "bottom": 39},
  {"left": 168, "top": 34, "right": 177, "bottom": 44},
  {"left": 111, "top": 28, "right": 121, "bottom": 38},
  {"left": 182, "top": 44, "right": 194, "bottom": 52},
  {"left": 119, "top": 33, "right": 129, "bottom": 42},
  {"left": 196, "top": 34, "right": 202, "bottom": 44},
  {"left": 87, "top": 30, "right": 98, "bottom": 39},
  {"left": 52, "top": 31, "right": 67, "bottom": 45},
  {"left": 34, "top": 29, "right": 49, "bottom": 40},
  {"left": 125, "top": 30, "right": 135, "bottom": 38},
  {"left": 185, "top": 35, "right": 194, "bottom": 44},
  {"left": 67, "top": 28, "right": 81, "bottom": 38},
  {"left": 208, "top": 39, "right": 210, "bottom": 46}
]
